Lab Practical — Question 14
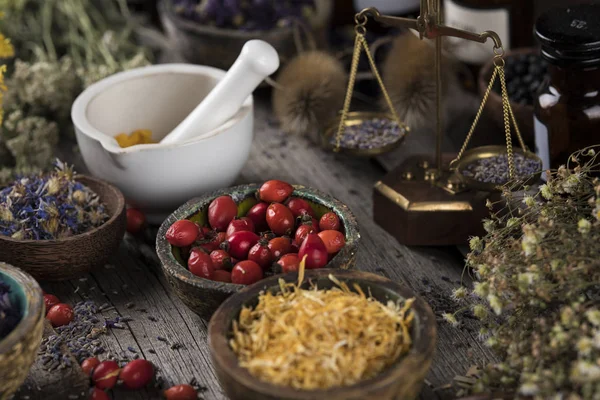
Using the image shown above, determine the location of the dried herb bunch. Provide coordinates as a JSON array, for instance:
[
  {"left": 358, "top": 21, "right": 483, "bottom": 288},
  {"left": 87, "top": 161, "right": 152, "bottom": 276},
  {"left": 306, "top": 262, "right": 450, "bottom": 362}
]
[
  {"left": 0, "top": 160, "right": 108, "bottom": 240},
  {"left": 454, "top": 146, "right": 600, "bottom": 398},
  {"left": 0, "top": 0, "right": 151, "bottom": 185},
  {"left": 230, "top": 269, "right": 415, "bottom": 390}
]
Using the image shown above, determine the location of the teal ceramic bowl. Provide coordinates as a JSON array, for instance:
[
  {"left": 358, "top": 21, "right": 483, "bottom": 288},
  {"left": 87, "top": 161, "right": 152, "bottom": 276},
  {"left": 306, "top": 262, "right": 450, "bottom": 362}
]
[
  {"left": 156, "top": 183, "right": 360, "bottom": 319},
  {"left": 0, "top": 262, "right": 44, "bottom": 399}
]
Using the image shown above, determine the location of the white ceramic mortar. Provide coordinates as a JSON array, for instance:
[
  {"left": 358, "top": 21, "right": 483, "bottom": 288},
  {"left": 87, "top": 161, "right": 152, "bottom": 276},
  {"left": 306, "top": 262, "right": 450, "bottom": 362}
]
[{"left": 71, "top": 64, "right": 253, "bottom": 224}]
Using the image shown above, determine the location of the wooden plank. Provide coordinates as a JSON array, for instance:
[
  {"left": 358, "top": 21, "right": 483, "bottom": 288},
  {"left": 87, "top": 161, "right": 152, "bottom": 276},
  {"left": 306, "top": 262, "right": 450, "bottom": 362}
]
[{"left": 14, "top": 95, "right": 495, "bottom": 400}]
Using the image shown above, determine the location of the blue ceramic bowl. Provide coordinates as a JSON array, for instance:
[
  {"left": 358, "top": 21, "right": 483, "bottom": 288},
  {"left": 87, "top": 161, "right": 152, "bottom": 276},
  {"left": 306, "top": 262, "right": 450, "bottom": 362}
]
[{"left": 0, "top": 262, "right": 44, "bottom": 399}]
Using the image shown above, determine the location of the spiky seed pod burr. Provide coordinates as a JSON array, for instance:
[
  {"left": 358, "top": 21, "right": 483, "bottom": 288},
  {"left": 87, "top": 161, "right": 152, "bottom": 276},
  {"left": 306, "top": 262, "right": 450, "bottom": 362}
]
[
  {"left": 272, "top": 51, "right": 347, "bottom": 144},
  {"left": 381, "top": 33, "right": 458, "bottom": 133}
]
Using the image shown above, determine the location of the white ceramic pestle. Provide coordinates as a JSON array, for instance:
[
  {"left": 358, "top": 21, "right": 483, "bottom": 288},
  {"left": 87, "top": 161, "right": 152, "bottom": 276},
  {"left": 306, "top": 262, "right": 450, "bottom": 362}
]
[{"left": 160, "top": 40, "right": 279, "bottom": 144}]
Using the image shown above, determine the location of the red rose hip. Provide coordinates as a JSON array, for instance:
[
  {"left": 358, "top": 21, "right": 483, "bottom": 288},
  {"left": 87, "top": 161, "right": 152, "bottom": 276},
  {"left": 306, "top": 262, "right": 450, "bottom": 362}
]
[
  {"left": 164, "top": 384, "right": 197, "bottom": 400},
  {"left": 286, "top": 197, "right": 315, "bottom": 218},
  {"left": 318, "top": 230, "right": 346, "bottom": 254},
  {"left": 92, "top": 360, "right": 120, "bottom": 390},
  {"left": 126, "top": 208, "right": 146, "bottom": 234},
  {"left": 209, "top": 250, "right": 232, "bottom": 270},
  {"left": 208, "top": 196, "right": 238, "bottom": 231},
  {"left": 212, "top": 270, "right": 232, "bottom": 283},
  {"left": 294, "top": 223, "right": 317, "bottom": 245},
  {"left": 188, "top": 248, "right": 215, "bottom": 279},
  {"left": 46, "top": 303, "right": 74, "bottom": 327},
  {"left": 166, "top": 220, "right": 199, "bottom": 247},
  {"left": 231, "top": 260, "right": 263, "bottom": 285},
  {"left": 90, "top": 388, "right": 110, "bottom": 400},
  {"left": 245, "top": 202, "right": 269, "bottom": 233},
  {"left": 277, "top": 253, "right": 300, "bottom": 273},
  {"left": 120, "top": 359, "right": 154, "bottom": 389},
  {"left": 259, "top": 180, "right": 294, "bottom": 203},
  {"left": 266, "top": 203, "right": 294, "bottom": 236},
  {"left": 319, "top": 212, "right": 340, "bottom": 231},
  {"left": 81, "top": 357, "right": 100, "bottom": 376},
  {"left": 223, "top": 230, "right": 260, "bottom": 260},
  {"left": 298, "top": 234, "right": 328, "bottom": 269},
  {"left": 268, "top": 236, "right": 292, "bottom": 258},
  {"left": 44, "top": 294, "right": 60, "bottom": 313},
  {"left": 226, "top": 217, "right": 255, "bottom": 238},
  {"left": 248, "top": 240, "right": 274, "bottom": 269}
]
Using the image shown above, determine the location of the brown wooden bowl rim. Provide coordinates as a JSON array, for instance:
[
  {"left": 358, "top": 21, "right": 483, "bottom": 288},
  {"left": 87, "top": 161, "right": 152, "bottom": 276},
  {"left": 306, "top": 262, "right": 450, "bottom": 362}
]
[
  {"left": 0, "top": 262, "right": 44, "bottom": 353},
  {"left": 0, "top": 175, "right": 126, "bottom": 245},
  {"left": 207, "top": 268, "right": 437, "bottom": 398},
  {"left": 478, "top": 47, "right": 539, "bottom": 111},
  {"left": 156, "top": 184, "right": 361, "bottom": 292}
]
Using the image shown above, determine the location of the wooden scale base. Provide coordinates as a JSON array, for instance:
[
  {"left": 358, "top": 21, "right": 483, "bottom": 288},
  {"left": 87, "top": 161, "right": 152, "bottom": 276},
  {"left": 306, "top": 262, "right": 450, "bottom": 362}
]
[{"left": 373, "top": 154, "right": 499, "bottom": 246}]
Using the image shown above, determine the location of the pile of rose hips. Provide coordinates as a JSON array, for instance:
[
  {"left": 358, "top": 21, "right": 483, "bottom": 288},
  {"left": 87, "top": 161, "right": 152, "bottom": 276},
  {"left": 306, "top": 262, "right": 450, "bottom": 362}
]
[
  {"left": 43, "top": 292, "right": 74, "bottom": 327},
  {"left": 82, "top": 356, "right": 197, "bottom": 399},
  {"left": 165, "top": 180, "right": 346, "bottom": 285}
]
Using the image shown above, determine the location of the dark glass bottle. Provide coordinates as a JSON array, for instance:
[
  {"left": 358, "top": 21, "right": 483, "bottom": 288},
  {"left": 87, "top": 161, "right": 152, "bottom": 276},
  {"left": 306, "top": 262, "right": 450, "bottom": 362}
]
[
  {"left": 533, "top": 4, "right": 600, "bottom": 171},
  {"left": 443, "top": 0, "right": 535, "bottom": 66}
]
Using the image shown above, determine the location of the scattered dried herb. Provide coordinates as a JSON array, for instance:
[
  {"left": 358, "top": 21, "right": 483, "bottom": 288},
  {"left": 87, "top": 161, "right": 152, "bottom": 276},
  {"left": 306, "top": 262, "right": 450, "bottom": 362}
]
[
  {"left": 0, "top": 276, "right": 21, "bottom": 339},
  {"left": 0, "top": 160, "right": 108, "bottom": 240},
  {"left": 331, "top": 118, "right": 406, "bottom": 150},
  {"left": 451, "top": 146, "right": 600, "bottom": 398},
  {"left": 230, "top": 266, "right": 415, "bottom": 390}
]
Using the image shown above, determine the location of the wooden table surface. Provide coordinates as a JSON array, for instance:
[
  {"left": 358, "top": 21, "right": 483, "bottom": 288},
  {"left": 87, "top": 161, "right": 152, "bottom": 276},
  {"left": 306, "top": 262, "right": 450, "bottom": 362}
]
[{"left": 13, "top": 94, "right": 500, "bottom": 400}]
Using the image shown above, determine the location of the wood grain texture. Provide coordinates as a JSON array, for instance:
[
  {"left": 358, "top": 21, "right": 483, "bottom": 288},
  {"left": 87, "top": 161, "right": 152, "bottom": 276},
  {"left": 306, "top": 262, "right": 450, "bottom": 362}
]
[
  {"left": 156, "top": 184, "right": 360, "bottom": 320},
  {"left": 209, "top": 269, "right": 436, "bottom": 400},
  {"left": 0, "top": 176, "right": 127, "bottom": 281},
  {"left": 14, "top": 95, "right": 497, "bottom": 399}
]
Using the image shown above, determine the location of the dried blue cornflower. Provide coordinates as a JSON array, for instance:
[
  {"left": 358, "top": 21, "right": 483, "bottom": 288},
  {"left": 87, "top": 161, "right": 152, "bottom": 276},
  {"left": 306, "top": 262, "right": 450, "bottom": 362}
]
[
  {"left": 173, "top": 0, "right": 316, "bottom": 31},
  {"left": 0, "top": 277, "right": 21, "bottom": 339},
  {"left": 0, "top": 160, "right": 108, "bottom": 240}
]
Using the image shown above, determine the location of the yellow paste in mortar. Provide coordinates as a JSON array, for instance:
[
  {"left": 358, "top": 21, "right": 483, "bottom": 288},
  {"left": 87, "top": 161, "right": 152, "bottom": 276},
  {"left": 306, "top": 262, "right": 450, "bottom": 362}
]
[{"left": 114, "top": 129, "right": 155, "bottom": 148}]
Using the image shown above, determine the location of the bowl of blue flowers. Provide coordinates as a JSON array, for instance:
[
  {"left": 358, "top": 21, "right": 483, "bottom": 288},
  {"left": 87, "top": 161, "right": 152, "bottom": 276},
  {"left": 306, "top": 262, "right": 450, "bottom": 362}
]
[
  {"left": 0, "top": 161, "right": 126, "bottom": 281},
  {"left": 158, "top": 0, "right": 332, "bottom": 69},
  {"left": 0, "top": 262, "right": 45, "bottom": 398}
]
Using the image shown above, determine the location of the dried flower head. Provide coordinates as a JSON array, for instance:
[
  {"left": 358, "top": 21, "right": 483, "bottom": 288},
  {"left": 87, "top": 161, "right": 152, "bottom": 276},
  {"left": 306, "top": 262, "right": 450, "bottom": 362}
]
[
  {"left": 459, "top": 146, "right": 600, "bottom": 398},
  {"left": 0, "top": 160, "right": 108, "bottom": 240}
]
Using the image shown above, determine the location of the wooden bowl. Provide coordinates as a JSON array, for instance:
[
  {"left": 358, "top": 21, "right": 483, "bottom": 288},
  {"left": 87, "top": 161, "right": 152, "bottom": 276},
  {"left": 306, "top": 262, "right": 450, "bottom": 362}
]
[
  {"left": 208, "top": 268, "right": 437, "bottom": 400},
  {"left": 0, "top": 175, "right": 126, "bottom": 281},
  {"left": 478, "top": 47, "right": 539, "bottom": 144},
  {"left": 0, "top": 262, "right": 45, "bottom": 399},
  {"left": 156, "top": 184, "right": 360, "bottom": 320},
  {"left": 158, "top": 0, "right": 333, "bottom": 70}
]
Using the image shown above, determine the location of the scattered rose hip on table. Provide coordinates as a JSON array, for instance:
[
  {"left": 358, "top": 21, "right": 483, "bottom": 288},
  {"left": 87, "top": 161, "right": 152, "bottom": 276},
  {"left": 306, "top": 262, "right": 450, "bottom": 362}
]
[
  {"left": 188, "top": 249, "right": 215, "bottom": 279},
  {"left": 208, "top": 195, "right": 238, "bottom": 231},
  {"left": 90, "top": 388, "right": 110, "bottom": 400},
  {"left": 81, "top": 357, "right": 100, "bottom": 376},
  {"left": 231, "top": 260, "right": 263, "bottom": 285},
  {"left": 259, "top": 179, "right": 293, "bottom": 203},
  {"left": 266, "top": 203, "right": 294, "bottom": 236},
  {"left": 166, "top": 220, "right": 200, "bottom": 247},
  {"left": 43, "top": 294, "right": 60, "bottom": 312},
  {"left": 126, "top": 208, "right": 146, "bottom": 234},
  {"left": 319, "top": 212, "right": 340, "bottom": 231},
  {"left": 119, "top": 359, "right": 154, "bottom": 389},
  {"left": 298, "top": 234, "right": 328, "bottom": 269},
  {"left": 46, "top": 303, "right": 74, "bottom": 327},
  {"left": 226, "top": 217, "right": 255, "bottom": 238},
  {"left": 92, "top": 360, "right": 120, "bottom": 390},
  {"left": 164, "top": 384, "right": 197, "bottom": 400}
]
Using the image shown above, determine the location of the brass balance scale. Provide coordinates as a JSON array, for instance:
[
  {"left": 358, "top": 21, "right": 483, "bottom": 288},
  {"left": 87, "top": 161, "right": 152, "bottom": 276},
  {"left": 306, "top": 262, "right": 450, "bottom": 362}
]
[{"left": 324, "top": 0, "right": 542, "bottom": 246}]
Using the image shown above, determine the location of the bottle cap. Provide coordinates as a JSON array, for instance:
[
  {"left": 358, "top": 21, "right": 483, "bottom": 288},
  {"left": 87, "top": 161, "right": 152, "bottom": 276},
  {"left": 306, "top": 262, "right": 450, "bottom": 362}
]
[{"left": 535, "top": 4, "right": 600, "bottom": 67}]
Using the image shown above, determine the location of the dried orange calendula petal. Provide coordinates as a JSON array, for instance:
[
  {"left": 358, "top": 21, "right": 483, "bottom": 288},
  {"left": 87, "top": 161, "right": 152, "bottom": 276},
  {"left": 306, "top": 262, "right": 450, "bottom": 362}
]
[{"left": 114, "top": 129, "right": 156, "bottom": 148}]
